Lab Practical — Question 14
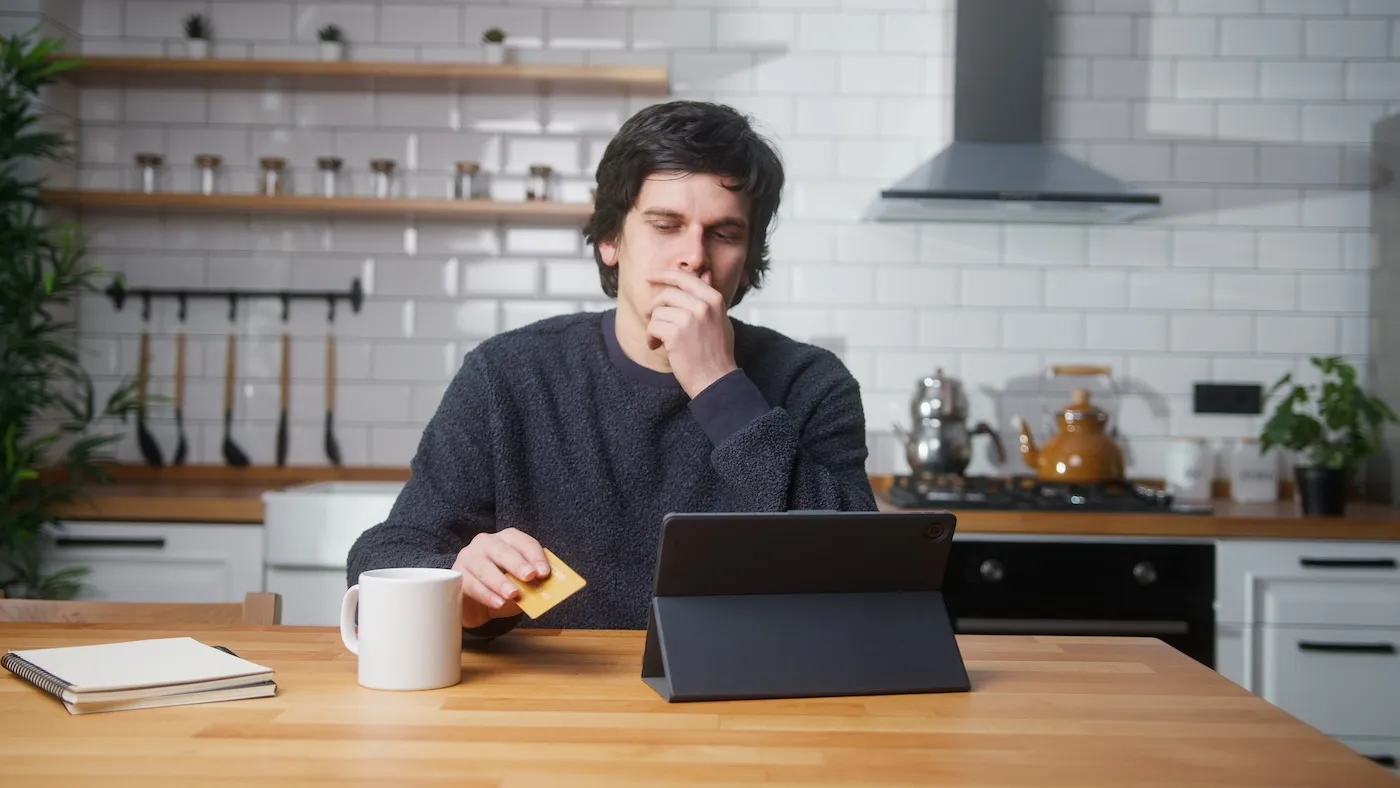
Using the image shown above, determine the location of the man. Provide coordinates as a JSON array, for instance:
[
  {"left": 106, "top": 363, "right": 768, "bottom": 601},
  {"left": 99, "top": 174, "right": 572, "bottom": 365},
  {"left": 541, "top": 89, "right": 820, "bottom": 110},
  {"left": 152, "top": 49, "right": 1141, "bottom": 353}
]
[{"left": 346, "top": 100, "right": 876, "bottom": 638}]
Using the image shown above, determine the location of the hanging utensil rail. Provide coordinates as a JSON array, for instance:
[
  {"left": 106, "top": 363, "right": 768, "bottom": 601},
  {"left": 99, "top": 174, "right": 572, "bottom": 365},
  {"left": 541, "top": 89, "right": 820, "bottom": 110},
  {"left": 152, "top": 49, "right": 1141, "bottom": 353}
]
[{"left": 104, "top": 278, "right": 364, "bottom": 320}]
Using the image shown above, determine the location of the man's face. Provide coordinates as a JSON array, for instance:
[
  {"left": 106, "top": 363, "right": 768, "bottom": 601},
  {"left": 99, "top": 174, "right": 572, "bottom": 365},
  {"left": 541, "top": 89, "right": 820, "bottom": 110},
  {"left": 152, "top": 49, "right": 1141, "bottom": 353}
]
[{"left": 599, "top": 171, "right": 751, "bottom": 324}]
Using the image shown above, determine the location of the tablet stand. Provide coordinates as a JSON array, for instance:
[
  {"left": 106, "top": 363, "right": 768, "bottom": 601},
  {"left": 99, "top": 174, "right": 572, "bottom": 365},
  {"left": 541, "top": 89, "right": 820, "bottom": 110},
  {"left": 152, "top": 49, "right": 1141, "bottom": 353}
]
[{"left": 641, "top": 589, "right": 970, "bottom": 702}]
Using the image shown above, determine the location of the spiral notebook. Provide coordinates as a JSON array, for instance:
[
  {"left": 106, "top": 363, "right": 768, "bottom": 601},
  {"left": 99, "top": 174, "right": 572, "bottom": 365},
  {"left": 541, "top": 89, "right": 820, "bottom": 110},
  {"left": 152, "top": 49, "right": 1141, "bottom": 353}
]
[{"left": 1, "top": 636, "right": 277, "bottom": 715}]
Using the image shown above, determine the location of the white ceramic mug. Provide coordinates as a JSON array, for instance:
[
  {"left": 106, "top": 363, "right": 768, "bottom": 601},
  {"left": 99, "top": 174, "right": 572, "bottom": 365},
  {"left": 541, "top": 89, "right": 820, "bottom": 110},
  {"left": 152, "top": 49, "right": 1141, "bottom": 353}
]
[{"left": 340, "top": 567, "right": 463, "bottom": 691}]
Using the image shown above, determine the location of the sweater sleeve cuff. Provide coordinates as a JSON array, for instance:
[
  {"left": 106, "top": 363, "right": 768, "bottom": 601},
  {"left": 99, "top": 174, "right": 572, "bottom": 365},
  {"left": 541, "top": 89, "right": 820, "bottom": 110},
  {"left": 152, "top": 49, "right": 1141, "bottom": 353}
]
[
  {"left": 462, "top": 612, "right": 523, "bottom": 643},
  {"left": 689, "top": 369, "right": 772, "bottom": 446}
]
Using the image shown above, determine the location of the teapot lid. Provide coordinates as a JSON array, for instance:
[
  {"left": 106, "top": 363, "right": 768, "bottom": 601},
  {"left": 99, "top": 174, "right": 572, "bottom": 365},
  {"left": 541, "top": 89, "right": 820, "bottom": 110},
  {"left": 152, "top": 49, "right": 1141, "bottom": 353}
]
[
  {"left": 1058, "top": 388, "right": 1107, "bottom": 423},
  {"left": 913, "top": 367, "right": 967, "bottom": 418},
  {"left": 921, "top": 367, "right": 960, "bottom": 393}
]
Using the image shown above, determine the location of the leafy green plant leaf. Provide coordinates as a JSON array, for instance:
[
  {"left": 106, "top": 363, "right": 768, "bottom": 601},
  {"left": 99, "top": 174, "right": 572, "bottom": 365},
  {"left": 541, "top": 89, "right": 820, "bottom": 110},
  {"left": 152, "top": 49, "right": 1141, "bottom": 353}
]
[
  {"left": 1260, "top": 356, "right": 1400, "bottom": 472},
  {"left": 1, "top": 30, "right": 137, "bottom": 599}
]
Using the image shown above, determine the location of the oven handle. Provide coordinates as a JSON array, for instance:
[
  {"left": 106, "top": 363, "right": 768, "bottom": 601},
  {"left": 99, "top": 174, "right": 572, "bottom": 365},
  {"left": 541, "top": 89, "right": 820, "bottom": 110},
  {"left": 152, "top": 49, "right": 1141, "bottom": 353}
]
[
  {"left": 53, "top": 536, "right": 167, "bottom": 549},
  {"left": 1298, "top": 640, "right": 1396, "bottom": 655},
  {"left": 1299, "top": 557, "right": 1396, "bottom": 570},
  {"left": 955, "top": 618, "right": 1190, "bottom": 636}
]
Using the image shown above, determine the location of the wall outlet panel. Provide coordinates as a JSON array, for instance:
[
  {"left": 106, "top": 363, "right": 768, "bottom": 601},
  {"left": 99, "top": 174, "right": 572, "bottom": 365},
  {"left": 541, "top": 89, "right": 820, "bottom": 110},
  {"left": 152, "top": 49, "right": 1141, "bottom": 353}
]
[{"left": 1194, "top": 383, "right": 1263, "bottom": 415}]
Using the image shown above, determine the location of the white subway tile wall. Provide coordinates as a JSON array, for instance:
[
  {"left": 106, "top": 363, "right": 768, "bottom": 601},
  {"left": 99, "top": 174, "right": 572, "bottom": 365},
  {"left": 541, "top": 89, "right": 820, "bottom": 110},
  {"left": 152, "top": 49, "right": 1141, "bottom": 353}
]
[{"left": 35, "top": 0, "right": 1388, "bottom": 477}]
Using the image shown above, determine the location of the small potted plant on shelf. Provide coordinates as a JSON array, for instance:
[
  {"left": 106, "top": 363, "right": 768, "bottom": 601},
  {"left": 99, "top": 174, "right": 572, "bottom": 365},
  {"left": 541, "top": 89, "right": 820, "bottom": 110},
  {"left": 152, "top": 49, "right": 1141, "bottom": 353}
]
[
  {"left": 183, "top": 13, "right": 210, "bottom": 58},
  {"left": 318, "top": 24, "right": 345, "bottom": 62},
  {"left": 482, "top": 27, "right": 507, "bottom": 64},
  {"left": 1260, "top": 356, "right": 1399, "bottom": 516}
]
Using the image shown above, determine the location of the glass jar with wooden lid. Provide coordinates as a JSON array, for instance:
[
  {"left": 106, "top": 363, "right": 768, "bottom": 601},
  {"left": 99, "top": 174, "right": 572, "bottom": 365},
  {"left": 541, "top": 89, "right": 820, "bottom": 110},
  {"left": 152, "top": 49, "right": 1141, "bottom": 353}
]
[
  {"left": 527, "top": 164, "right": 553, "bottom": 201},
  {"left": 370, "top": 158, "right": 396, "bottom": 199},
  {"left": 194, "top": 154, "right": 222, "bottom": 195},
  {"left": 454, "top": 160, "right": 484, "bottom": 200},
  {"left": 258, "top": 156, "right": 288, "bottom": 196},
  {"left": 134, "top": 152, "right": 164, "bottom": 193},
  {"left": 317, "top": 156, "right": 343, "bottom": 198}
]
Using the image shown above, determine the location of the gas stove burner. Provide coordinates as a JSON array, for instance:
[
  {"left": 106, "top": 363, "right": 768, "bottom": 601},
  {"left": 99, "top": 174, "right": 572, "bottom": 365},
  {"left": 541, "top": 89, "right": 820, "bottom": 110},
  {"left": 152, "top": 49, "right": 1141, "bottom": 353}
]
[{"left": 888, "top": 474, "right": 1187, "bottom": 512}]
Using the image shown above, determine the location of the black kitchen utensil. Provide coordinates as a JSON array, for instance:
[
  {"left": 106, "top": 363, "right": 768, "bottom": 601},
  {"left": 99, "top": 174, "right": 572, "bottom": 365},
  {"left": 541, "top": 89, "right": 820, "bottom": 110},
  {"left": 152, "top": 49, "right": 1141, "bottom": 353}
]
[
  {"left": 135, "top": 330, "right": 164, "bottom": 468},
  {"left": 324, "top": 333, "right": 342, "bottom": 467},
  {"left": 171, "top": 331, "right": 188, "bottom": 465},
  {"left": 276, "top": 331, "right": 289, "bottom": 467},
  {"left": 222, "top": 333, "right": 250, "bottom": 468}
]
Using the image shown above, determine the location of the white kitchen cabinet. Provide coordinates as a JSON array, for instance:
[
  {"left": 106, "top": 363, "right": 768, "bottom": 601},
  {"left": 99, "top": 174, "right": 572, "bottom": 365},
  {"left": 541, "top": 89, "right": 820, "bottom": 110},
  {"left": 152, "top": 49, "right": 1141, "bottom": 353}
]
[
  {"left": 264, "top": 566, "right": 351, "bottom": 626},
  {"left": 261, "top": 481, "right": 405, "bottom": 627},
  {"left": 1259, "top": 625, "right": 1400, "bottom": 738},
  {"left": 1215, "top": 538, "right": 1400, "bottom": 750},
  {"left": 1216, "top": 539, "right": 1400, "bottom": 627},
  {"left": 1214, "top": 622, "right": 1247, "bottom": 689},
  {"left": 42, "top": 521, "right": 264, "bottom": 604},
  {"left": 1335, "top": 737, "right": 1400, "bottom": 776}
]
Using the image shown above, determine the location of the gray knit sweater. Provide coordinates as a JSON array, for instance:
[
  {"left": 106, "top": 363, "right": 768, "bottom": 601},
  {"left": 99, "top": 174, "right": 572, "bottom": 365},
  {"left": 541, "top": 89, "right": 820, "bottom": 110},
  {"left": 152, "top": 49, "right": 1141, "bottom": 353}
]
[{"left": 345, "top": 309, "right": 876, "bottom": 635}]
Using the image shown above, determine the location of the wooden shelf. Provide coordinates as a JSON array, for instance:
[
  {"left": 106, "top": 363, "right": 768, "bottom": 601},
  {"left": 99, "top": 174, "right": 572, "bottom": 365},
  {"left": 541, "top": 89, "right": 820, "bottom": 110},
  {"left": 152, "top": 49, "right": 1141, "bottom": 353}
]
[
  {"left": 40, "top": 189, "right": 592, "bottom": 222},
  {"left": 56, "top": 55, "right": 669, "bottom": 95}
]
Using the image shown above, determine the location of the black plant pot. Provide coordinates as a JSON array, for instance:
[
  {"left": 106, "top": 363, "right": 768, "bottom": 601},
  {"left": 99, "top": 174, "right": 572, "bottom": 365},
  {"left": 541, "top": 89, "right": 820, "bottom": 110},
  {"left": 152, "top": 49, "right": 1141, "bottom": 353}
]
[{"left": 1295, "top": 466, "right": 1349, "bottom": 516}]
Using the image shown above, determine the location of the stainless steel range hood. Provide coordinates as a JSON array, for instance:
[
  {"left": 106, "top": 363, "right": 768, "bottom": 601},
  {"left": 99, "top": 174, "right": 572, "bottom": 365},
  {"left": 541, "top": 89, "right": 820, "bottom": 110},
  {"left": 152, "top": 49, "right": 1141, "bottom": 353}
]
[{"left": 872, "top": 0, "right": 1161, "bottom": 224}]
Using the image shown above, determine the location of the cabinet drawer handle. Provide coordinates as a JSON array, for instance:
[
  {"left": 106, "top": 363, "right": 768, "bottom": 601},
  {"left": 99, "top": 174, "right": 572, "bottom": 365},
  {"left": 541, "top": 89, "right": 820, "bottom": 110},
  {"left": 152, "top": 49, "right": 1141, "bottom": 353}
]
[
  {"left": 1298, "top": 641, "right": 1396, "bottom": 655},
  {"left": 54, "top": 536, "right": 166, "bottom": 549},
  {"left": 1299, "top": 557, "right": 1397, "bottom": 570},
  {"left": 1365, "top": 754, "right": 1396, "bottom": 769},
  {"left": 956, "top": 618, "right": 1190, "bottom": 636}
]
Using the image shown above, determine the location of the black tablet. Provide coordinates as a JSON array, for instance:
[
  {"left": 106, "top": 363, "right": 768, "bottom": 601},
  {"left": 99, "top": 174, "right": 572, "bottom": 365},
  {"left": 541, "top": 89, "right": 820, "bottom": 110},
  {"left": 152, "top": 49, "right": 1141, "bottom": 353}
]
[
  {"left": 650, "top": 510, "right": 957, "bottom": 597},
  {"left": 641, "top": 510, "right": 970, "bottom": 702}
]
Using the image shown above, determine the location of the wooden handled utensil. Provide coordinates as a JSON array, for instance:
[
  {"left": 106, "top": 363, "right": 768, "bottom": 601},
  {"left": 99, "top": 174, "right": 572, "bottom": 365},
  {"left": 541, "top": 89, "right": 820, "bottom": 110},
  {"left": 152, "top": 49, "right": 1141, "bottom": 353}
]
[
  {"left": 172, "top": 331, "right": 188, "bottom": 465},
  {"left": 135, "top": 330, "right": 164, "bottom": 468},
  {"left": 324, "top": 333, "right": 342, "bottom": 467},
  {"left": 221, "top": 333, "right": 250, "bottom": 468},
  {"left": 276, "top": 332, "right": 290, "bottom": 467}
]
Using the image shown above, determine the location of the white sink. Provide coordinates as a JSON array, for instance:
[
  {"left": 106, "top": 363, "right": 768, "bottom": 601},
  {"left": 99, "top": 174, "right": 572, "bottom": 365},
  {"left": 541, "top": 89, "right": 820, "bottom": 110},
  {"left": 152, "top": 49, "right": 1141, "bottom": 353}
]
[{"left": 262, "top": 481, "right": 405, "bottom": 568}]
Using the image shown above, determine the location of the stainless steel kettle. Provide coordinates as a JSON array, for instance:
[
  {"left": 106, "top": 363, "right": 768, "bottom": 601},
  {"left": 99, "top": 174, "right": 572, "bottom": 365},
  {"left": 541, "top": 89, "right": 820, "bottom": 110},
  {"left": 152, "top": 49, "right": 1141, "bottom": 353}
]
[{"left": 893, "top": 368, "right": 1006, "bottom": 476}]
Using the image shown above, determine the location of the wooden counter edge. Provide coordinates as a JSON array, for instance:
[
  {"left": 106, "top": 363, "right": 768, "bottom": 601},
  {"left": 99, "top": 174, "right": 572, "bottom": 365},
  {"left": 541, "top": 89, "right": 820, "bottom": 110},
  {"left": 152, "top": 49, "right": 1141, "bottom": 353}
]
[
  {"left": 51, "top": 493, "right": 264, "bottom": 524},
  {"left": 42, "top": 464, "right": 408, "bottom": 524},
  {"left": 45, "top": 469, "right": 1400, "bottom": 541}
]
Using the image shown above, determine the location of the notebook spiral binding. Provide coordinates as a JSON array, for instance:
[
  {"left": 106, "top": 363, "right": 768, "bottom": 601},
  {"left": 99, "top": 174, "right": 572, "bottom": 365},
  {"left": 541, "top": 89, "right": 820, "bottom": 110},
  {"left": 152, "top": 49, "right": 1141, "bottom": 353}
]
[{"left": 1, "top": 652, "right": 73, "bottom": 699}]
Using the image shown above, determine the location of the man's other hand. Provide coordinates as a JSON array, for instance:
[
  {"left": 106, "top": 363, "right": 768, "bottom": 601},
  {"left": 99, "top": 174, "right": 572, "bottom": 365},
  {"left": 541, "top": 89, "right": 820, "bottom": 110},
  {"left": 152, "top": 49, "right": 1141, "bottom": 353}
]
[{"left": 452, "top": 528, "right": 551, "bottom": 629}]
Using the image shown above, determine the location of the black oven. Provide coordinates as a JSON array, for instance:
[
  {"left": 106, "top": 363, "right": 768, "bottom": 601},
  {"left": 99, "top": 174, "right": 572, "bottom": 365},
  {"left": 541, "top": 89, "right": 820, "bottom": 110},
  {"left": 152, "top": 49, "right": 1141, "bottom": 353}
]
[{"left": 940, "top": 534, "right": 1216, "bottom": 668}]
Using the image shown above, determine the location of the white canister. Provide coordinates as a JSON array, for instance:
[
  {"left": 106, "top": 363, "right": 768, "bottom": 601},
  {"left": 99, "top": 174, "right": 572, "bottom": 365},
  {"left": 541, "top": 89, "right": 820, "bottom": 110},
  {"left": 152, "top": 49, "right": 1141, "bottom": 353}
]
[
  {"left": 1165, "top": 438, "right": 1214, "bottom": 503},
  {"left": 1230, "top": 438, "right": 1278, "bottom": 503}
]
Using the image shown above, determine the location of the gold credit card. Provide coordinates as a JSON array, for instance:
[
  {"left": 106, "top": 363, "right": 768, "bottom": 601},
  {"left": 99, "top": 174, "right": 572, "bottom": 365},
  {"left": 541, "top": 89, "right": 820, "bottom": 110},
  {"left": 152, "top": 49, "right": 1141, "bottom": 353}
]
[{"left": 509, "top": 548, "right": 586, "bottom": 619}]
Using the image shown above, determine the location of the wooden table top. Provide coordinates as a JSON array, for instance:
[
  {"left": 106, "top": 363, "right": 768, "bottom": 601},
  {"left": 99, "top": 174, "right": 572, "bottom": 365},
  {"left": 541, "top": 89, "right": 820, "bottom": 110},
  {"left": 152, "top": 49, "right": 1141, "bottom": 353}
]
[{"left": 1, "top": 624, "right": 1393, "bottom": 786}]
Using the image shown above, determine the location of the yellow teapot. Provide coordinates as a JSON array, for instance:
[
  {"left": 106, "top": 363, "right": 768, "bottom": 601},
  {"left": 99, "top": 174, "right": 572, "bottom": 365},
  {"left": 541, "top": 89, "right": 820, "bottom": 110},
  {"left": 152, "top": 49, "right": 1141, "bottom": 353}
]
[{"left": 1017, "top": 387, "right": 1124, "bottom": 483}]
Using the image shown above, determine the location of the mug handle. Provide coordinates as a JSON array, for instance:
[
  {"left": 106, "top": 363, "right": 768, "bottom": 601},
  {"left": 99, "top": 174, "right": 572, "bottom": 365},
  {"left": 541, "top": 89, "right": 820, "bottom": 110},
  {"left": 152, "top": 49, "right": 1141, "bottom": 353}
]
[{"left": 339, "top": 584, "right": 360, "bottom": 655}]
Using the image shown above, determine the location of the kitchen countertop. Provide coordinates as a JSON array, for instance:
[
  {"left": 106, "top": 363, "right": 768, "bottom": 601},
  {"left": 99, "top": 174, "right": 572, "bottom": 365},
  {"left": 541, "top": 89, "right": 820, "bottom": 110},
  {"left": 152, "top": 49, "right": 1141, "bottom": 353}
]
[
  {"left": 1, "top": 623, "right": 1393, "bottom": 786},
  {"left": 46, "top": 465, "right": 410, "bottom": 525},
  {"left": 875, "top": 495, "right": 1400, "bottom": 541},
  {"left": 52, "top": 482, "right": 272, "bottom": 524},
  {"left": 46, "top": 467, "right": 1400, "bottom": 541}
]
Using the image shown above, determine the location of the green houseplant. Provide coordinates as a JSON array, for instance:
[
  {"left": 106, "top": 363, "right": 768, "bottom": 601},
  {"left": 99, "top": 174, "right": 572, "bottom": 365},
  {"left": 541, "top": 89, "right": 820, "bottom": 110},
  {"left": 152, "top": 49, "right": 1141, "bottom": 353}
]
[
  {"left": 1260, "top": 356, "right": 1399, "bottom": 516},
  {"left": 482, "top": 27, "right": 506, "bottom": 64},
  {"left": 317, "top": 24, "right": 345, "bottom": 62},
  {"left": 1, "top": 29, "right": 140, "bottom": 598},
  {"left": 183, "top": 13, "right": 210, "bottom": 58}
]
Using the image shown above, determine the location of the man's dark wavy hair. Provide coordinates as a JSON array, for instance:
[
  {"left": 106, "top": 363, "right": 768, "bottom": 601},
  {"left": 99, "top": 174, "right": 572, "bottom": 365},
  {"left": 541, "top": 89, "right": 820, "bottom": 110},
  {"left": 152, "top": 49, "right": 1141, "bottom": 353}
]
[{"left": 582, "top": 100, "right": 784, "bottom": 309}]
